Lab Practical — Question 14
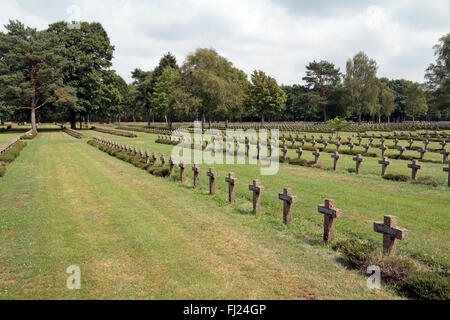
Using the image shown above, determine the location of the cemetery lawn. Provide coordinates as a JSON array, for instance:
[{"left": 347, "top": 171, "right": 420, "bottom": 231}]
[{"left": 0, "top": 130, "right": 400, "bottom": 299}]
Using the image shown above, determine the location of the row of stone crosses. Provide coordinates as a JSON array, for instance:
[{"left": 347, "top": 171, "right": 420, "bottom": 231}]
[
  {"left": 158, "top": 135, "right": 450, "bottom": 186},
  {"left": 164, "top": 133, "right": 449, "bottom": 160},
  {"left": 94, "top": 136, "right": 409, "bottom": 254}
]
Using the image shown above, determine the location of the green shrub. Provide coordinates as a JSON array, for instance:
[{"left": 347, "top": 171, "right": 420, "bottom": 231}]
[
  {"left": 412, "top": 176, "right": 440, "bottom": 187},
  {"left": 288, "top": 158, "right": 308, "bottom": 166},
  {"left": 401, "top": 271, "right": 450, "bottom": 300},
  {"left": 362, "top": 254, "right": 418, "bottom": 286},
  {"left": 347, "top": 168, "right": 356, "bottom": 173},
  {"left": 153, "top": 167, "right": 170, "bottom": 177},
  {"left": 332, "top": 238, "right": 377, "bottom": 269},
  {"left": 92, "top": 126, "right": 137, "bottom": 137},
  {"left": 0, "top": 166, "right": 5, "bottom": 177},
  {"left": 383, "top": 174, "right": 409, "bottom": 182}
]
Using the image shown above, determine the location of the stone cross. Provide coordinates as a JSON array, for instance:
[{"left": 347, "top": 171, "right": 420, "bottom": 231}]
[
  {"left": 423, "top": 140, "right": 429, "bottom": 151},
  {"left": 192, "top": 163, "right": 200, "bottom": 187},
  {"left": 311, "top": 139, "right": 316, "bottom": 147},
  {"left": 296, "top": 147, "right": 303, "bottom": 159},
  {"left": 249, "top": 179, "right": 264, "bottom": 214},
  {"left": 152, "top": 152, "right": 158, "bottom": 166},
  {"left": 407, "top": 160, "right": 422, "bottom": 180},
  {"left": 358, "top": 136, "right": 363, "bottom": 146},
  {"left": 206, "top": 168, "right": 218, "bottom": 195},
  {"left": 440, "top": 140, "right": 447, "bottom": 149},
  {"left": 444, "top": 164, "right": 450, "bottom": 187},
  {"left": 169, "top": 157, "right": 175, "bottom": 175},
  {"left": 417, "top": 148, "right": 427, "bottom": 160},
  {"left": 225, "top": 172, "right": 239, "bottom": 203},
  {"left": 282, "top": 146, "right": 288, "bottom": 161},
  {"left": 335, "top": 142, "right": 341, "bottom": 151},
  {"left": 380, "top": 138, "right": 385, "bottom": 145},
  {"left": 348, "top": 142, "right": 355, "bottom": 151},
  {"left": 179, "top": 161, "right": 186, "bottom": 183},
  {"left": 278, "top": 188, "right": 298, "bottom": 225},
  {"left": 408, "top": 139, "right": 414, "bottom": 149},
  {"left": 393, "top": 138, "right": 399, "bottom": 147},
  {"left": 312, "top": 149, "right": 320, "bottom": 165},
  {"left": 352, "top": 154, "right": 364, "bottom": 174},
  {"left": 369, "top": 138, "right": 374, "bottom": 146},
  {"left": 160, "top": 154, "right": 166, "bottom": 167},
  {"left": 323, "top": 141, "right": 328, "bottom": 149},
  {"left": 301, "top": 139, "right": 306, "bottom": 147},
  {"left": 374, "top": 215, "right": 408, "bottom": 255},
  {"left": 145, "top": 150, "right": 150, "bottom": 164},
  {"left": 347, "top": 136, "right": 352, "bottom": 143},
  {"left": 331, "top": 152, "right": 340, "bottom": 171},
  {"left": 318, "top": 199, "right": 343, "bottom": 242},
  {"left": 440, "top": 149, "right": 449, "bottom": 163},
  {"left": 379, "top": 144, "right": 387, "bottom": 158},
  {"left": 139, "top": 148, "right": 144, "bottom": 158},
  {"left": 291, "top": 139, "right": 296, "bottom": 147},
  {"left": 378, "top": 156, "right": 392, "bottom": 176},
  {"left": 363, "top": 144, "right": 370, "bottom": 153},
  {"left": 397, "top": 146, "right": 406, "bottom": 156}
]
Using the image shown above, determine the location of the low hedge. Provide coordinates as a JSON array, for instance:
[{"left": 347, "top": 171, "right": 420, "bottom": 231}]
[
  {"left": 0, "top": 140, "right": 27, "bottom": 177},
  {"left": 87, "top": 139, "right": 170, "bottom": 178},
  {"left": 92, "top": 126, "right": 137, "bottom": 137},
  {"left": 63, "top": 128, "right": 83, "bottom": 139},
  {"left": 332, "top": 238, "right": 449, "bottom": 300}
]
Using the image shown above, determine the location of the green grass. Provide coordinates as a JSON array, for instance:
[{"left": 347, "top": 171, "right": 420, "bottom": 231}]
[
  {"left": 0, "top": 129, "right": 401, "bottom": 299},
  {"left": 82, "top": 128, "right": 450, "bottom": 269}
]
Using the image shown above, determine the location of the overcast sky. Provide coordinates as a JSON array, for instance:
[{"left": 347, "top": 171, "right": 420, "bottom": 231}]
[{"left": 1, "top": 0, "right": 449, "bottom": 84}]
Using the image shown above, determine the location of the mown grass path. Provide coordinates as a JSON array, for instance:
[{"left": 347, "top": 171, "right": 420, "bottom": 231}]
[{"left": 0, "top": 131, "right": 397, "bottom": 299}]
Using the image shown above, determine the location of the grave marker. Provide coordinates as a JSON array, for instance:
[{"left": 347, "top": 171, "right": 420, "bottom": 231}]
[
  {"left": 378, "top": 156, "right": 392, "bottom": 176},
  {"left": 318, "top": 199, "right": 342, "bottom": 242},
  {"left": 207, "top": 168, "right": 218, "bottom": 195},
  {"left": 225, "top": 172, "right": 239, "bottom": 203},
  {"left": 312, "top": 149, "right": 321, "bottom": 165},
  {"left": 444, "top": 164, "right": 450, "bottom": 187},
  {"left": 278, "top": 188, "right": 298, "bottom": 225},
  {"left": 352, "top": 154, "right": 364, "bottom": 174},
  {"left": 179, "top": 161, "right": 186, "bottom": 183},
  {"left": 249, "top": 180, "right": 264, "bottom": 214},
  {"left": 192, "top": 163, "right": 200, "bottom": 187},
  {"left": 296, "top": 147, "right": 303, "bottom": 159},
  {"left": 374, "top": 215, "right": 408, "bottom": 254},
  {"left": 331, "top": 152, "right": 340, "bottom": 171},
  {"left": 440, "top": 149, "right": 449, "bottom": 163},
  {"left": 407, "top": 160, "right": 422, "bottom": 180}
]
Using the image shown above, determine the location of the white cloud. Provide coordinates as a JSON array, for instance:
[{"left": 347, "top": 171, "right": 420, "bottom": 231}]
[{"left": 1, "top": 0, "right": 449, "bottom": 84}]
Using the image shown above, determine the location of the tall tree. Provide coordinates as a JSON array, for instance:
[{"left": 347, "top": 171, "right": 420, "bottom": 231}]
[
  {"left": 245, "top": 70, "right": 287, "bottom": 125},
  {"left": 425, "top": 33, "right": 450, "bottom": 119},
  {"left": 0, "top": 20, "right": 76, "bottom": 132},
  {"left": 405, "top": 82, "right": 428, "bottom": 121},
  {"left": 302, "top": 60, "right": 341, "bottom": 121},
  {"left": 47, "top": 21, "right": 114, "bottom": 128},
  {"left": 151, "top": 67, "right": 199, "bottom": 129},
  {"left": 181, "top": 48, "right": 245, "bottom": 128},
  {"left": 378, "top": 80, "right": 396, "bottom": 122},
  {"left": 344, "top": 51, "right": 379, "bottom": 122}
]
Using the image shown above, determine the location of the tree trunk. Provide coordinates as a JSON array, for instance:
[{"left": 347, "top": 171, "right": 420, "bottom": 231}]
[
  {"left": 168, "top": 119, "right": 172, "bottom": 130},
  {"left": 358, "top": 113, "right": 362, "bottom": 123},
  {"left": 323, "top": 105, "right": 327, "bottom": 122},
  {"left": 70, "top": 110, "right": 76, "bottom": 129},
  {"left": 261, "top": 113, "right": 265, "bottom": 126},
  {"left": 31, "top": 106, "right": 37, "bottom": 133},
  {"left": 147, "top": 109, "right": 151, "bottom": 126}
]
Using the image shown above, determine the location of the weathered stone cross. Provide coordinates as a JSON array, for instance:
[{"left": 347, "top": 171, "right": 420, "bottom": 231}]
[
  {"left": 312, "top": 149, "right": 320, "bottom": 165},
  {"left": 249, "top": 179, "right": 264, "bottom": 214},
  {"left": 225, "top": 172, "right": 239, "bottom": 203},
  {"left": 278, "top": 188, "right": 298, "bottom": 225},
  {"left": 206, "top": 168, "right": 218, "bottom": 195},
  {"left": 440, "top": 148, "right": 449, "bottom": 163},
  {"left": 374, "top": 215, "right": 408, "bottom": 254},
  {"left": 331, "top": 152, "right": 340, "bottom": 171},
  {"left": 378, "top": 156, "right": 392, "bottom": 176},
  {"left": 296, "top": 147, "right": 303, "bottom": 159},
  {"left": 317, "top": 199, "right": 342, "bottom": 242},
  {"left": 379, "top": 144, "right": 387, "bottom": 157},
  {"left": 192, "top": 163, "right": 200, "bottom": 188},
  {"left": 407, "top": 160, "right": 422, "bottom": 180},
  {"left": 179, "top": 161, "right": 186, "bottom": 183},
  {"left": 352, "top": 154, "right": 364, "bottom": 174}
]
